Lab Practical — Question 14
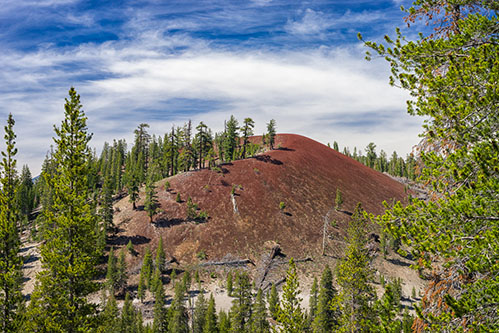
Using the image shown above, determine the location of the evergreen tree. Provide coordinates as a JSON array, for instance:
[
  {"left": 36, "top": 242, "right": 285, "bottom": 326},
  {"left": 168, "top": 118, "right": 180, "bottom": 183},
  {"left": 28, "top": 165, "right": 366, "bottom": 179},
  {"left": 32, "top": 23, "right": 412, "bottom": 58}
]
[
  {"left": 168, "top": 282, "right": 189, "bottom": 333},
  {"left": 308, "top": 277, "right": 318, "bottom": 327},
  {"left": 138, "top": 268, "right": 146, "bottom": 302},
  {"left": 268, "top": 283, "right": 279, "bottom": 320},
  {"left": 363, "top": 1, "right": 499, "bottom": 330},
  {"left": 275, "top": 258, "right": 305, "bottom": 332},
  {"left": 106, "top": 246, "right": 118, "bottom": 291},
  {"left": 195, "top": 121, "right": 213, "bottom": 169},
  {"left": 335, "top": 203, "right": 376, "bottom": 332},
  {"left": 25, "top": 88, "right": 100, "bottom": 331},
  {"left": 250, "top": 288, "right": 269, "bottom": 333},
  {"left": 223, "top": 116, "right": 239, "bottom": 162},
  {"left": 312, "top": 265, "right": 338, "bottom": 332},
  {"left": 226, "top": 272, "right": 233, "bottom": 297},
  {"left": 335, "top": 188, "right": 343, "bottom": 211},
  {"left": 333, "top": 141, "right": 339, "bottom": 151},
  {"left": 229, "top": 272, "right": 253, "bottom": 332},
  {"left": 120, "top": 293, "right": 138, "bottom": 332},
  {"left": 218, "top": 310, "right": 230, "bottom": 333},
  {"left": 155, "top": 236, "right": 166, "bottom": 273},
  {"left": 116, "top": 248, "right": 128, "bottom": 294},
  {"left": 193, "top": 290, "right": 207, "bottom": 333},
  {"left": 16, "top": 164, "right": 34, "bottom": 222},
  {"left": 100, "top": 175, "right": 114, "bottom": 234},
  {"left": 266, "top": 119, "right": 276, "bottom": 150},
  {"left": 0, "top": 113, "right": 24, "bottom": 332},
  {"left": 141, "top": 247, "right": 153, "bottom": 289},
  {"left": 98, "top": 293, "right": 120, "bottom": 333},
  {"left": 152, "top": 281, "right": 167, "bottom": 333},
  {"left": 144, "top": 178, "right": 159, "bottom": 223},
  {"left": 241, "top": 117, "right": 254, "bottom": 159},
  {"left": 203, "top": 294, "right": 218, "bottom": 333}
]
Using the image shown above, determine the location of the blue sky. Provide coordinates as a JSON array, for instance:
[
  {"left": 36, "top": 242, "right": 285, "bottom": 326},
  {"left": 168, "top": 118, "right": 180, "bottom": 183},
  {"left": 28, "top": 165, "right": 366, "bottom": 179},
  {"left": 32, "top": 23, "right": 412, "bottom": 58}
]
[{"left": 0, "top": 0, "right": 423, "bottom": 174}]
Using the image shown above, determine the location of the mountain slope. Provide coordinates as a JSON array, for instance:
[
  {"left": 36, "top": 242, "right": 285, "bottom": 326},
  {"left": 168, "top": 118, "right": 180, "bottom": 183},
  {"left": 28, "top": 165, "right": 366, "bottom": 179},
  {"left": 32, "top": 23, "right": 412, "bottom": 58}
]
[{"left": 113, "top": 134, "right": 407, "bottom": 263}]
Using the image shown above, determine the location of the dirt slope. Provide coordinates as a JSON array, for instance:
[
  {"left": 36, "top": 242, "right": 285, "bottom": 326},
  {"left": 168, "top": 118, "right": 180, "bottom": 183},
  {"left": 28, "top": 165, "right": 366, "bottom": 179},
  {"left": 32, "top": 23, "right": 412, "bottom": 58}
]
[{"left": 113, "top": 134, "right": 408, "bottom": 264}]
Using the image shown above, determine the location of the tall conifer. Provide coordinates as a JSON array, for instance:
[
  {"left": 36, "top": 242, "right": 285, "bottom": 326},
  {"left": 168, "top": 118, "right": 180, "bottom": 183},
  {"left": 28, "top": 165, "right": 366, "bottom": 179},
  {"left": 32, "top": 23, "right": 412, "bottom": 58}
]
[
  {"left": 0, "top": 113, "right": 24, "bottom": 332},
  {"left": 25, "top": 88, "right": 100, "bottom": 331}
]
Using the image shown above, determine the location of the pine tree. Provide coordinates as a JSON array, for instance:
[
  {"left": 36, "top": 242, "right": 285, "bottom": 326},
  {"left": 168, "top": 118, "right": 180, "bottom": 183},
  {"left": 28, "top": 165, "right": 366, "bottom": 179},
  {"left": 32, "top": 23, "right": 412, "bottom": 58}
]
[
  {"left": 268, "top": 283, "right": 279, "bottom": 320},
  {"left": 116, "top": 248, "right": 128, "bottom": 294},
  {"left": 335, "top": 203, "right": 376, "bottom": 332},
  {"left": 250, "top": 288, "right": 269, "bottom": 333},
  {"left": 120, "top": 293, "right": 138, "bottom": 332},
  {"left": 226, "top": 272, "right": 233, "bottom": 297},
  {"left": 25, "top": 88, "right": 100, "bottom": 331},
  {"left": 335, "top": 188, "right": 343, "bottom": 211},
  {"left": 152, "top": 280, "right": 167, "bottom": 333},
  {"left": 155, "top": 236, "right": 166, "bottom": 273},
  {"left": 168, "top": 282, "right": 189, "bottom": 333},
  {"left": 203, "top": 294, "right": 218, "bottom": 333},
  {"left": 223, "top": 116, "right": 239, "bottom": 162},
  {"left": 275, "top": 258, "right": 305, "bottom": 332},
  {"left": 195, "top": 121, "right": 213, "bottom": 169},
  {"left": 266, "top": 119, "right": 276, "bottom": 150},
  {"left": 193, "top": 290, "right": 207, "bottom": 333},
  {"left": 16, "top": 164, "right": 34, "bottom": 222},
  {"left": 144, "top": 178, "right": 159, "bottom": 223},
  {"left": 241, "top": 117, "right": 254, "bottom": 159},
  {"left": 100, "top": 175, "right": 114, "bottom": 234},
  {"left": 229, "top": 272, "right": 253, "bottom": 332},
  {"left": 312, "top": 265, "right": 338, "bottom": 332},
  {"left": 141, "top": 247, "right": 153, "bottom": 289},
  {"left": 218, "top": 310, "right": 230, "bottom": 333},
  {"left": 138, "top": 268, "right": 146, "bottom": 302},
  {"left": 98, "top": 293, "right": 120, "bottom": 333},
  {"left": 308, "top": 277, "right": 318, "bottom": 328},
  {"left": 0, "top": 113, "right": 24, "bottom": 332},
  {"left": 363, "top": 2, "right": 499, "bottom": 330},
  {"left": 106, "top": 246, "right": 118, "bottom": 291}
]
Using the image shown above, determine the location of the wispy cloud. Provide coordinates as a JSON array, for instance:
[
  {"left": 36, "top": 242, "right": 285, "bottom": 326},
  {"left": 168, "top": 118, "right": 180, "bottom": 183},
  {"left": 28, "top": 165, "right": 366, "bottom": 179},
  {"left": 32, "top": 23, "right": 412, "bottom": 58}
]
[{"left": 0, "top": 0, "right": 422, "bottom": 173}]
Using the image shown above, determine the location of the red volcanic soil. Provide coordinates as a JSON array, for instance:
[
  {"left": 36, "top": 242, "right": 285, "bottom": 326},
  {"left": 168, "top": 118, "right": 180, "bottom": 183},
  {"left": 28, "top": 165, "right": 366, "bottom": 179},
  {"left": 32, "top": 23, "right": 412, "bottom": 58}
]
[{"left": 113, "top": 134, "right": 407, "bottom": 264}]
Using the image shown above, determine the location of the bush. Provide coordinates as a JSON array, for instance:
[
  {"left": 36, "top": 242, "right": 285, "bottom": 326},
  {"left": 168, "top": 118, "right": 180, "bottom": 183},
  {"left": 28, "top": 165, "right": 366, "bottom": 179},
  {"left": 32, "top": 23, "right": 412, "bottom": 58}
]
[
  {"left": 176, "top": 192, "right": 181, "bottom": 203},
  {"left": 279, "top": 201, "right": 286, "bottom": 211}
]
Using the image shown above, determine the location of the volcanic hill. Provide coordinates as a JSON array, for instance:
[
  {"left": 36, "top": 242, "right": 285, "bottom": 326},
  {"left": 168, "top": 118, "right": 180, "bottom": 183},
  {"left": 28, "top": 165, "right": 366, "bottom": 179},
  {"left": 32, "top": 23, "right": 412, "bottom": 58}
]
[{"left": 113, "top": 134, "right": 408, "bottom": 265}]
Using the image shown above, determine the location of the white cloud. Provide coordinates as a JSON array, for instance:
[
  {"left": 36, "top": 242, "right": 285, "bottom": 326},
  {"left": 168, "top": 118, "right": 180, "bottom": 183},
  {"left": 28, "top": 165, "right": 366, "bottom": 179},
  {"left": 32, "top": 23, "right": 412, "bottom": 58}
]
[{"left": 0, "top": 35, "right": 422, "bottom": 175}]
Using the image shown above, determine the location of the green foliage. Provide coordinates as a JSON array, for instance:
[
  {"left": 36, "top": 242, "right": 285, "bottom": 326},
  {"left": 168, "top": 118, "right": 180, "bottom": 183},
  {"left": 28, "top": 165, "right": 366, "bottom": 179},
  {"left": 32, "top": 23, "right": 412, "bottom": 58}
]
[
  {"left": 152, "top": 279, "right": 167, "bottom": 333},
  {"left": 0, "top": 113, "right": 24, "bottom": 332},
  {"left": 222, "top": 115, "right": 239, "bottom": 162},
  {"left": 308, "top": 277, "right": 318, "bottom": 327},
  {"left": 275, "top": 258, "right": 305, "bottom": 332},
  {"left": 279, "top": 201, "right": 286, "bottom": 211},
  {"left": 229, "top": 272, "right": 253, "bottom": 332},
  {"left": 127, "top": 239, "right": 135, "bottom": 255},
  {"left": 218, "top": 310, "right": 230, "bottom": 333},
  {"left": 140, "top": 247, "right": 153, "bottom": 290},
  {"left": 194, "top": 290, "right": 207, "bottom": 333},
  {"left": 98, "top": 293, "right": 119, "bottom": 333},
  {"left": 155, "top": 236, "right": 166, "bottom": 272},
  {"left": 268, "top": 283, "right": 279, "bottom": 320},
  {"left": 25, "top": 88, "right": 100, "bottom": 331},
  {"left": 120, "top": 293, "right": 143, "bottom": 333},
  {"left": 176, "top": 192, "right": 181, "bottom": 203},
  {"left": 145, "top": 179, "right": 160, "bottom": 223},
  {"left": 363, "top": 2, "right": 499, "bottom": 330},
  {"left": 266, "top": 119, "right": 276, "bottom": 150},
  {"left": 226, "top": 272, "right": 233, "bottom": 296},
  {"left": 334, "top": 188, "right": 343, "bottom": 211},
  {"left": 312, "top": 265, "right": 338, "bottom": 332},
  {"left": 335, "top": 204, "right": 376, "bottom": 332},
  {"left": 241, "top": 117, "right": 255, "bottom": 159},
  {"left": 197, "top": 249, "right": 207, "bottom": 261},
  {"left": 16, "top": 164, "right": 34, "bottom": 221},
  {"left": 250, "top": 289, "right": 269, "bottom": 333},
  {"left": 203, "top": 294, "right": 218, "bottom": 333},
  {"left": 168, "top": 282, "right": 189, "bottom": 333}
]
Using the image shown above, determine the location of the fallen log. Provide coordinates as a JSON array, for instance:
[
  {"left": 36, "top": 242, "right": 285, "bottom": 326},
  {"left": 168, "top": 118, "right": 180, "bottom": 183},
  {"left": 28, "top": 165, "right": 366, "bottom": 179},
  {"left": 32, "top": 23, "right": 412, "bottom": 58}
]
[{"left": 199, "top": 259, "right": 254, "bottom": 267}]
